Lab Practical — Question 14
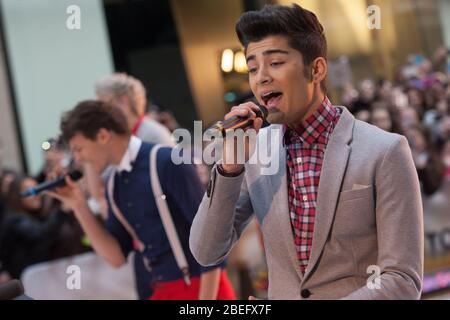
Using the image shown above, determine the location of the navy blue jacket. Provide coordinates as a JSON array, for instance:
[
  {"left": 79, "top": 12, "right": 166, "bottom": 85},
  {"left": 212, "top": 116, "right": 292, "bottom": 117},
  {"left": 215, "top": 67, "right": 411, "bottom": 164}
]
[{"left": 105, "top": 142, "right": 223, "bottom": 299}]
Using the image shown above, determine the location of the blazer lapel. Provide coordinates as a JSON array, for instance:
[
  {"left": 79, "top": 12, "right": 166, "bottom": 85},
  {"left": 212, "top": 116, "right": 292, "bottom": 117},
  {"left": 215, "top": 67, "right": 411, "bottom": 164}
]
[{"left": 303, "top": 107, "right": 355, "bottom": 281}]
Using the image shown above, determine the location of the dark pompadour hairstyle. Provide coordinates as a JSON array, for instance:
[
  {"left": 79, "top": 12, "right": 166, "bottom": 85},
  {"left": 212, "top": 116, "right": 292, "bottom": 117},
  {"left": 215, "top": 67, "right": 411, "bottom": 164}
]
[
  {"left": 60, "top": 100, "right": 130, "bottom": 142},
  {"left": 236, "top": 4, "right": 327, "bottom": 88}
]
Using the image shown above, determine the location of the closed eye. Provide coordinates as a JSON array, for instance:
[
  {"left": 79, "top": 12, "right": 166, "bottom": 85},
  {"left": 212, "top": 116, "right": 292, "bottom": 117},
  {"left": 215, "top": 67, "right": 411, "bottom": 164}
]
[
  {"left": 271, "top": 61, "right": 284, "bottom": 67},
  {"left": 249, "top": 62, "right": 283, "bottom": 74},
  {"left": 248, "top": 67, "right": 257, "bottom": 74}
]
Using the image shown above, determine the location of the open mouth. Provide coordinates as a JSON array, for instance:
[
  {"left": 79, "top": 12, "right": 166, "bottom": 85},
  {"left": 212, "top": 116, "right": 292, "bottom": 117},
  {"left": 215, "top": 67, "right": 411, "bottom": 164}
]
[{"left": 261, "top": 91, "right": 283, "bottom": 107}]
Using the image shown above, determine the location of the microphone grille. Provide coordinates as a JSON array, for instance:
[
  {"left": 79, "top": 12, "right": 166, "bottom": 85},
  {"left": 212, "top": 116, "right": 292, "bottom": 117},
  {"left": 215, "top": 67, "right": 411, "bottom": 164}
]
[{"left": 69, "top": 170, "right": 83, "bottom": 181}]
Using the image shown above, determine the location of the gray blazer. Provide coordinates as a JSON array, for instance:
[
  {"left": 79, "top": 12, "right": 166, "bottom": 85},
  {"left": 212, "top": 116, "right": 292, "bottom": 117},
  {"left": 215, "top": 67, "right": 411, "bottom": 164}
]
[{"left": 190, "top": 106, "right": 424, "bottom": 299}]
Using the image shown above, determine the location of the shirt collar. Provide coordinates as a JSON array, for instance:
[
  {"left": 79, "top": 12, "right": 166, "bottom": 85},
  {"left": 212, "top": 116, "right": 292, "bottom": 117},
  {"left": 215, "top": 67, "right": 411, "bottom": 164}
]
[
  {"left": 116, "top": 135, "right": 143, "bottom": 173},
  {"left": 283, "top": 96, "right": 337, "bottom": 146}
]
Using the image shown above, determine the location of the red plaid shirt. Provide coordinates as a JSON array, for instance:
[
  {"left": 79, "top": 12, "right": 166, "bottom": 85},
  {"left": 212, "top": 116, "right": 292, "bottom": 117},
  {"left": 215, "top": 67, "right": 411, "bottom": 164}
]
[{"left": 284, "top": 97, "right": 341, "bottom": 274}]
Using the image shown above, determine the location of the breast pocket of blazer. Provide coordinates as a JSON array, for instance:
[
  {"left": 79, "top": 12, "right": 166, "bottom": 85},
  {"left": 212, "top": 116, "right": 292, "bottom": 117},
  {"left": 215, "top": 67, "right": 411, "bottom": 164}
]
[
  {"left": 338, "top": 185, "right": 373, "bottom": 202},
  {"left": 335, "top": 185, "right": 375, "bottom": 236}
]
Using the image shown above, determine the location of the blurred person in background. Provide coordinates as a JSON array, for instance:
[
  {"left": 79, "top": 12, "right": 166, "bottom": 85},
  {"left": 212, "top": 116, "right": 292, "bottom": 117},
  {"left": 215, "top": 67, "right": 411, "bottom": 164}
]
[
  {"left": 0, "top": 167, "right": 17, "bottom": 285},
  {"left": 35, "top": 137, "right": 71, "bottom": 184},
  {"left": 427, "top": 80, "right": 446, "bottom": 107},
  {"left": 0, "top": 170, "right": 16, "bottom": 202},
  {"left": 0, "top": 175, "right": 88, "bottom": 280},
  {"left": 423, "top": 140, "right": 450, "bottom": 257},
  {"left": 441, "top": 140, "right": 450, "bottom": 178},
  {"left": 0, "top": 171, "right": 9, "bottom": 223},
  {"left": 399, "top": 106, "right": 421, "bottom": 132},
  {"left": 354, "top": 109, "right": 371, "bottom": 123},
  {"left": 446, "top": 81, "right": 450, "bottom": 99},
  {"left": 436, "top": 115, "right": 450, "bottom": 147},
  {"left": 48, "top": 100, "right": 235, "bottom": 300},
  {"left": 352, "top": 79, "right": 376, "bottom": 114},
  {"left": 431, "top": 46, "right": 450, "bottom": 72},
  {"left": 423, "top": 98, "right": 449, "bottom": 142},
  {"left": 370, "top": 103, "right": 402, "bottom": 134},
  {"left": 0, "top": 169, "right": 17, "bottom": 228},
  {"left": 340, "top": 83, "right": 359, "bottom": 110},
  {"left": 0, "top": 174, "right": 47, "bottom": 279},
  {"left": 390, "top": 86, "right": 410, "bottom": 111},
  {"left": 406, "top": 87, "right": 426, "bottom": 119},
  {"left": 33, "top": 137, "right": 76, "bottom": 217},
  {"left": 146, "top": 104, "right": 180, "bottom": 134},
  {"left": 95, "top": 73, "right": 174, "bottom": 146},
  {"left": 404, "top": 124, "right": 444, "bottom": 196},
  {"left": 94, "top": 73, "right": 180, "bottom": 299},
  {"left": 376, "top": 79, "right": 393, "bottom": 103}
]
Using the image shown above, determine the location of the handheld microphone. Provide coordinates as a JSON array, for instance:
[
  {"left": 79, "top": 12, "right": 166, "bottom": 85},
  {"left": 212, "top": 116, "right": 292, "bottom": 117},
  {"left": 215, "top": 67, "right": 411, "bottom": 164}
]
[
  {"left": 208, "top": 104, "right": 269, "bottom": 136},
  {"left": 0, "top": 279, "right": 24, "bottom": 300},
  {"left": 20, "top": 170, "right": 83, "bottom": 197}
]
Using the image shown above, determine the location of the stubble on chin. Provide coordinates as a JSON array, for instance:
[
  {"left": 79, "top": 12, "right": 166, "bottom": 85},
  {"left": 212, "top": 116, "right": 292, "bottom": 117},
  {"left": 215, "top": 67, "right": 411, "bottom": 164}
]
[{"left": 267, "top": 108, "right": 284, "bottom": 124}]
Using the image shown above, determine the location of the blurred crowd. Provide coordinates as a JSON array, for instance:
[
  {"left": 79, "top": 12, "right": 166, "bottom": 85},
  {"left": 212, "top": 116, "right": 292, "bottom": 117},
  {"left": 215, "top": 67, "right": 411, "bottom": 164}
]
[
  {"left": 0, "top": 140, "right": 90, "bottom": 284},
  {"left": 341, "top": 47, "right": 450, "bottom": 197},
  {"left": 0, "top": 47, "right": 449, "bottom": 298}
]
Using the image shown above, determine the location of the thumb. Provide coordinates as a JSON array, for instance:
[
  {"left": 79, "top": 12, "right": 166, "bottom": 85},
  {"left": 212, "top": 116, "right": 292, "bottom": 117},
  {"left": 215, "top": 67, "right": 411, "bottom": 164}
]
[
  {"left": 65, "top": 175, "right": 76, "bottom": 188},
  {"left": 253, "top": 118, "right": 263, "bottom": 132}
]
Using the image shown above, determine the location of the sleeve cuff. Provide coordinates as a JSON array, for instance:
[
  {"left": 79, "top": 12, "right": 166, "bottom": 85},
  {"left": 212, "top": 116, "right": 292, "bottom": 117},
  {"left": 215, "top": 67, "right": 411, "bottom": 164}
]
[{"left": 217, "top": 164, "right": 245, "bottom": 177}]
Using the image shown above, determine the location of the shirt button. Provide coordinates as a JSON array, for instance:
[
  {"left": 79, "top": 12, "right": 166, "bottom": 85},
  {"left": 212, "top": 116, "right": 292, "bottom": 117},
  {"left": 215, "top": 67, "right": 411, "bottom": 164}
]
[
  {"left": 301, "top": 289, "right": 311, "bottom": 299},
  {"left": 147, "top": 244, "right": 153, "bottom": 249},
  {"left": 127, "top": 203, "right": 133, "bottom": 208},
  {"left": 296, "top": 157, "right": 302, "bottom": 164},
  {"left": 124, "top": 179, "right": 129, "bottom": 184},
  {"left": 303, "top": 195, "right": 308, "bottom": 201},
  {"left": 135, "top": 224, "right": 141, "bottom": 229}
]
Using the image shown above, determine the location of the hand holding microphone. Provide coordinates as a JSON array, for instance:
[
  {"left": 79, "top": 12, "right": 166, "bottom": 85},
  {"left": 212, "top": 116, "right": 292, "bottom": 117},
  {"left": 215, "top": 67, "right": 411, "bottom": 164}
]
[
  {"left": 21, "top": 170, "right": 83, "bottom": 197},
  {"left": 212, "top": 102, "right": 268, "bottom": 174},
  {"left": 209, "top": 102, "right": 268, "bottom": 134},
  {"left": 40, "top": 170, "right": 87, "bottom": 212}
]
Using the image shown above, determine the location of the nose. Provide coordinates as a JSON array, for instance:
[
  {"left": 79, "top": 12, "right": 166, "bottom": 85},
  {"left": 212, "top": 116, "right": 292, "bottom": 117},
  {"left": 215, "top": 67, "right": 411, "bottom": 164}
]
[
  {"left": 256, "top": 65, "right": 272, "bottom": 86},
  {"left": 73, "top": 152, "right": 82, "bottom": 163}
]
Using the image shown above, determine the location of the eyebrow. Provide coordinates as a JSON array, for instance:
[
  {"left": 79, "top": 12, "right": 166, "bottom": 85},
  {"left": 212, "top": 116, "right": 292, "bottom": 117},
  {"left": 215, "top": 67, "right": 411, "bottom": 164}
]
[{"left": 246, "top": 49, "right": 290, "bottom": 63}]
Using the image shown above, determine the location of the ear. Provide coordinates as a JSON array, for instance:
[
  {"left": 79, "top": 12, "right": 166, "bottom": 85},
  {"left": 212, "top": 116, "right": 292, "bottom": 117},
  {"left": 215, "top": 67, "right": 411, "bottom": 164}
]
[
  {"left": 311, "top": 57, "right": 327, "bottom": 85},
  {"left": 96, "top": 128, "right": 111, "bottom": 144}
]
